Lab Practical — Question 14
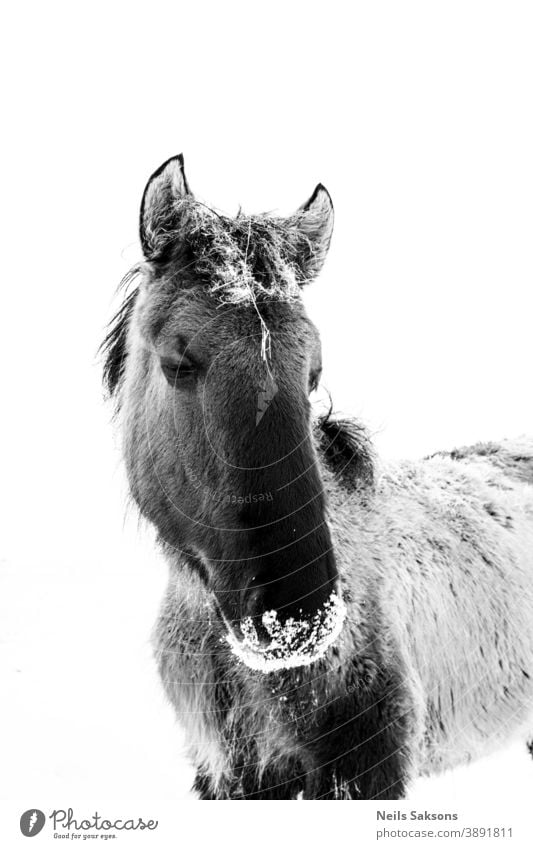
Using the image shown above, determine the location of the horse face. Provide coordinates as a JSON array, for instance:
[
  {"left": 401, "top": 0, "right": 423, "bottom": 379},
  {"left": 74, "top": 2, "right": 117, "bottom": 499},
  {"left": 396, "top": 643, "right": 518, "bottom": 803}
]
[{"left": 121, "top": 155, "right": 345, "bottom": 670}]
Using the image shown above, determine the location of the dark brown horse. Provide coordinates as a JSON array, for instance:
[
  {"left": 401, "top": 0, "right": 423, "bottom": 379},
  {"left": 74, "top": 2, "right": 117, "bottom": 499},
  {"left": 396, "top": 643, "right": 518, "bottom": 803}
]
[{"left": 102, "top": 154, "right": 533, "bottom": 798}]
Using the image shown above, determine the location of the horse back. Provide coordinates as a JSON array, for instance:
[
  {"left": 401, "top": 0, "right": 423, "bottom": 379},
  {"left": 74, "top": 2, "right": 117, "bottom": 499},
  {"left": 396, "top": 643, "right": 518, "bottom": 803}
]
[{"left": 431, "top": 436, "right": 533, "bottom": 487}]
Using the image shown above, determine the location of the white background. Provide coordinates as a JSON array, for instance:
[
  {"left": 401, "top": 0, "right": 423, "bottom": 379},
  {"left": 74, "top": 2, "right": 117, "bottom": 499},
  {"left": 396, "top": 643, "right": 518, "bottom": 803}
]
[{"left": 1, "top": 0, "right": 533, "bottom": 843}]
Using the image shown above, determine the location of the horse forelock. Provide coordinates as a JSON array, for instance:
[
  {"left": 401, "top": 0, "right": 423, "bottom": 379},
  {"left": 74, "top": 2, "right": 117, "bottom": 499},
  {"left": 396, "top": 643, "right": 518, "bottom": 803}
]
[{"left": 147, "top": 196, "right": 317, "bottom": 305}]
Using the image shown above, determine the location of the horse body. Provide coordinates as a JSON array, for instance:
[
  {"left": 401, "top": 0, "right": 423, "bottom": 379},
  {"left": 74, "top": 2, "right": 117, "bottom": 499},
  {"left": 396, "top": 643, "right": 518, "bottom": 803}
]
[
  {"left": 153, "top": 435, "right": 533, "bottom": 798},
  {"left": 104, "top": 154, "right": 533, "bottom": 799},
  {"left": 329, "top": 439, "right": 533, "bottom": 779}
]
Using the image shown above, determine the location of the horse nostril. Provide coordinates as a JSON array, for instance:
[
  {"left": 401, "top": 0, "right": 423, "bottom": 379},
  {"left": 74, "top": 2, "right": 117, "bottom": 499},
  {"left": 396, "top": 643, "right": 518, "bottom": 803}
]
[
  {"left": 242, "top": 584, "right": 262, "bottom": 616},
  {"left": 240, "top": 582, "right": 273, "bottom": 646}
]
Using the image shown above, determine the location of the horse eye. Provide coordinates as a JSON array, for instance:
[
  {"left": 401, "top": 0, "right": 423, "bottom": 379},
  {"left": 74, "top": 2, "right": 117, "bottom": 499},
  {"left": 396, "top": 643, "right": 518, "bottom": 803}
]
[{"left": 160, "top": 357, "right": 197, "bottom": 386}]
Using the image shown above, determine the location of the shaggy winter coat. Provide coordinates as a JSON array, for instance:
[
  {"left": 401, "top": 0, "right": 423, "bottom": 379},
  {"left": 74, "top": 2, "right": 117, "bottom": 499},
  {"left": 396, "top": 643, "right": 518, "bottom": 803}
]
[
  {"left": 104, "top": 153, "right": 533, "bottom": 800},
  {"left": 154, "top": 431, "right": 533, "bottom": 799}
]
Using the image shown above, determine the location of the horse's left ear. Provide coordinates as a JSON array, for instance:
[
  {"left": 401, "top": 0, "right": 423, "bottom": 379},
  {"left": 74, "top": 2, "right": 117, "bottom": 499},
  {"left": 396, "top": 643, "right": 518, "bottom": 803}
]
[
  {"left": 139, "top": 153, "right": 192, "bottom": 259},
  {"left": 295, "top": 184, "right": 334, "bottom": 280}
]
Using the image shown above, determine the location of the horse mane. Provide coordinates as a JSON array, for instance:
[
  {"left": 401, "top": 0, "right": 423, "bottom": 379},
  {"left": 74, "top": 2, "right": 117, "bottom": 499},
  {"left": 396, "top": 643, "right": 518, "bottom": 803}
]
[
  {"left": 100, "top": 268, "right": 140, "bottom": 402},
  {"left": 314, "top": 408, "right": 375, "bottom": 491}
]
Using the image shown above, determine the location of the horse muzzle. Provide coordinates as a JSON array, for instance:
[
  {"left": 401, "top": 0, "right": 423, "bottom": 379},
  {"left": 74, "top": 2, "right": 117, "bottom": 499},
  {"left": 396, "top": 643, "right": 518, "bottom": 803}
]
[
  {"left": 209, "top": 543, "right": 345, "bottom": 671},
  {"left": 225, "top": 587, "right": 347, "bottom": 672},
  {"left": 215, "top": 551, "right": 346, "bottom": 671}
]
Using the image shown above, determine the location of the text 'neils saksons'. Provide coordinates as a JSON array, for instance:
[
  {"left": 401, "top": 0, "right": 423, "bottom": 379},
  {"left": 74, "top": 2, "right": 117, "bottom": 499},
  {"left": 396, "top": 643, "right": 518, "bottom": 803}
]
[{"left": 377, "top": 811, "right": 458, "bottom": 821}]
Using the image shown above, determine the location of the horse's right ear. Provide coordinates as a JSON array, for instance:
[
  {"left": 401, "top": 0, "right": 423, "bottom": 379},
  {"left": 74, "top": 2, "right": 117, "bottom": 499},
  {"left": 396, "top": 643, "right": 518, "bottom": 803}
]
[
  {"left": 140, "top": 154, "right": 192, "bottom": 259},
  {"left": 294, "top": 183, "right": 334, "bottom": 280}
]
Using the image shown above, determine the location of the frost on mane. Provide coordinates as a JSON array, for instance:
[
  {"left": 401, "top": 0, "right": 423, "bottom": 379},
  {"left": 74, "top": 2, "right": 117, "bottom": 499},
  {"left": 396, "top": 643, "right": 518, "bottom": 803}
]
[
  {"left": 226, "top": 591, "right": 347, "bottom": 672},
  {"left": 152, "top": 195, "right": 317, "bottom": 306}
]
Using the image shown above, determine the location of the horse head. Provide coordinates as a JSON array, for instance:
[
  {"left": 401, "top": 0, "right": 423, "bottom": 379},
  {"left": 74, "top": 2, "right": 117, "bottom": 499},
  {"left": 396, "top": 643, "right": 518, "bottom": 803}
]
[{"left": 108, "top": 155, "right": 346, "bottom": 671}]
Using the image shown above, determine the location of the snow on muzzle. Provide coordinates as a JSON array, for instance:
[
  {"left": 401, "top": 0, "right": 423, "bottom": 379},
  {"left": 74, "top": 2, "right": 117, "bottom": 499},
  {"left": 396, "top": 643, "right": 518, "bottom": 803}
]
[
  {"left": 213, "top": 547, "right": 346, "bottom": 671},
  {"left": 225, "top": 590, "right": 347, "bottom": 672}
]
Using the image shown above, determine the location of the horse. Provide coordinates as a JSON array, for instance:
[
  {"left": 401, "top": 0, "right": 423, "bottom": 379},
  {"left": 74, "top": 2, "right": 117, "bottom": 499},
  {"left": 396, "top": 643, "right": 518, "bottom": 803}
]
[{"left": 102, "top": 153, "right": 533, "bottom": 799}]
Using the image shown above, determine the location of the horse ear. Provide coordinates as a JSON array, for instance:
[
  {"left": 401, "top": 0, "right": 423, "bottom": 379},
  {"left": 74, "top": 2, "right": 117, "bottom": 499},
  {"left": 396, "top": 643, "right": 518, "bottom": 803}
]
[
  {"left": 139, "top": 153, "right": 192, "bottom": 259},
  {"left": 295, "top": 184, "right": 334, "bottom": 280}
]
